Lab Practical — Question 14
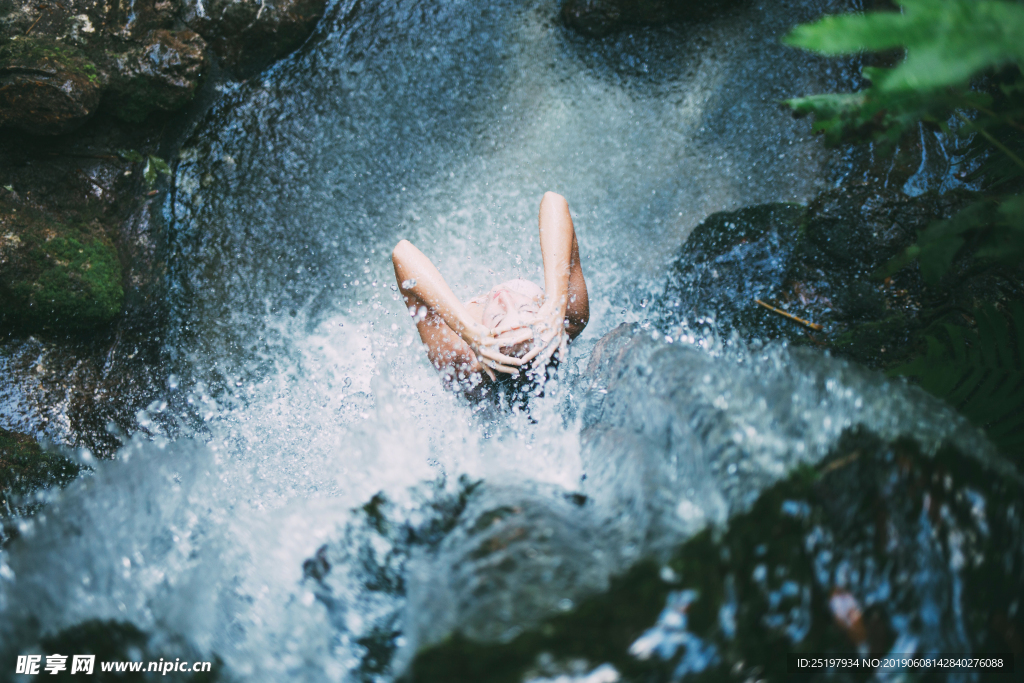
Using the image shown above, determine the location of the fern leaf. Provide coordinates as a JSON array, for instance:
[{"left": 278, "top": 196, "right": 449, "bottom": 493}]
[
  {"left": 784, "top": 0, "right": 1024, "bottom": 92},
  {"left": 891, "top": 303, "right": 1024, "bottom": 456}
]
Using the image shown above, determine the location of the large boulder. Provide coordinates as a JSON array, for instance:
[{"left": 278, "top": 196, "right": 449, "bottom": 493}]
[
  {"left": 0, "top": 36, "right": 103, "bottom": 134},
  {"left": 402, "top": 427, "right": 1024, "bottom": 682}
]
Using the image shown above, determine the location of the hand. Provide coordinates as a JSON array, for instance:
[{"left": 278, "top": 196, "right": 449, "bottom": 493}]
[
  {"left": 460, "top": 322, "right": 532, "bottom": 381},
  {"left": 516, "top": 302, "right": 568, "bottom": 369}
]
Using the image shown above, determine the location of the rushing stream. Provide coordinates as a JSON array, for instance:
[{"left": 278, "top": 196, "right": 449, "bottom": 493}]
[{"left": 1, "top": 1, "right": 1012, "bottom": 681}]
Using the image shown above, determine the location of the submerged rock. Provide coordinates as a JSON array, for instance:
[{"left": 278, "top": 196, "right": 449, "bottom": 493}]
[
  {"left": 0, "top": 36, "right": 103, "bottom": 135},
  {"left": 402, "top": 428, "right": 1024, "bottom": 682},
  {"left": 561, "top": 0, "right": 736, "bottom": 37},
  {"left": 401, "top": 483, "right": 628, "bottom": 661},
  {"left": 0, "top": 199, "right": 123, "bottom": 329}
]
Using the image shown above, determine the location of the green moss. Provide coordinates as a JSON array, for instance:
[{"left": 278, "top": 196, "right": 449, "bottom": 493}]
[
  {"left": 0, "top": 201, "right": 123, "bottom": 330},
  {"left": 11, "top": 235, "right": 123, "bottom": 321},
  {"left": 0, "top": 36, "right": 98, "bottom": 83}
]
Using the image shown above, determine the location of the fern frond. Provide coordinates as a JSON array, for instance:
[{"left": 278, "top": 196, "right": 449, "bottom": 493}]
[{"left": 891, "top": 302, "right": 1024, "bottom": 455}]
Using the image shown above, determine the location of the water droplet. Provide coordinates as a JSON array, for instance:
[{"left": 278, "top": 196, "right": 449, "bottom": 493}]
[
  {"left": 343, "top": 377, "right": 352, "bottom": 388},
  {"left": 402, "top": 279, "right": 417, "bottom": 288},
  {"left": 640, "top": 298, "right": 648, "bottom": 308}
]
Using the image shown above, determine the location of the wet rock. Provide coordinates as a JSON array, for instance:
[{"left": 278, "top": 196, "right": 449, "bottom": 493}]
[
  {"left": 561, "top": 0, "right": 735, "bottom": 37},
  {"left": 184, "top": 0, "right": 327, "bottom": 76},
  {"left": 402, "top": 428, "right": 1024, "bottom": 682},
  {"left": 656, "top": 184, "right": 1007, "bottom": 369},
  {"left": 804, "top": 183, "right": 977, "bottom": 275},
  {"left": 105, "top": 29, "right": 208, "bottom": 122},
  {"left": 0, "top": 198, "right": 123, "bottom": 329},
  {"left": 658, "top": 202, "right": 807, "bottom": 340},
  {"left": 401, "top": 483, "right": 627, "bottom": 659},
  {"left": 0, "top": 426, "right": 80, "bottom": 524},
  {"left": 0, "top": 36, "right": 103, "bottom": 135}
]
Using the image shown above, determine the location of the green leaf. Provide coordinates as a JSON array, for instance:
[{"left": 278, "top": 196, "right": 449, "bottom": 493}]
[
  {"left": 918, "top": 235, "right": 964, "bottom": 284},
  {"left": 143, "top": 155, "right": 172, "bottom": 188},
  {"left": 117, "top": 149, "right": 145, "bottom": 163},
  {"left": 878, "top": 198, "right": 1024, "bottom": 282},
  {"left": 891, "top": 303, "right": 1024, "bottom": 456},
  {"left": 785, "top": 0, "right": 1024, "bottom": 93}
]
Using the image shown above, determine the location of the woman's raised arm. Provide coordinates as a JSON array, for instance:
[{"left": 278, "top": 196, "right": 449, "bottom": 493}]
[
  {"left": 392, "top": 240, "right": 527, "bottom": 380},
  {"left": 517, "top": 192, "right": 589, "bottom": 365}
]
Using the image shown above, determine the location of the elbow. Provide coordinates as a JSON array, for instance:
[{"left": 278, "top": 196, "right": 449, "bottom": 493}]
[{"left": 393, "top": 239, "right": 412, "bottom": 260}]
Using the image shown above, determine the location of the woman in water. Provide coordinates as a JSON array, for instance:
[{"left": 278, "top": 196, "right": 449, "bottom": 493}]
[{"left": 392, "top": 191, "right": 589, "bottom": 392}]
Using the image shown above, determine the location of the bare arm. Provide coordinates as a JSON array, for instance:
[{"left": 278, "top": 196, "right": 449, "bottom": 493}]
[
  {"left": 518, "top": 192, "right": 589, "bottom": 365},
  {"left": 538, "top": 192, "right": 589, "bottom": 339},
  {"left": 392, "top": 240, "right": 526, "bottom": 380}
]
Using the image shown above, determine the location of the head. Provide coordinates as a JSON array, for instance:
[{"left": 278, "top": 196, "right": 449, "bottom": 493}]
[{"left": 474, "top": 278, "right": 544, "bottom": 354}]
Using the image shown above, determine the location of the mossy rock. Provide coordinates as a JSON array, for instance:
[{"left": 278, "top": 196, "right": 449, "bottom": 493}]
[
  {"left": 0, "top": 427, "right": 80, "bottom": 518},
  {"left": 0, "top": 200, "right": 124, "bottom": 330},
  {"left": 0, "top": 36, "right": 103, "bottom": 134},
  {"left": 402, "top": 428, "right": 1024, "bottom": 682}
]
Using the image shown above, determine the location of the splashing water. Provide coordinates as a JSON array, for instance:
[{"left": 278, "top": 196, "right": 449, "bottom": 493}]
[{"left": 0, "top": 1, "right": 995, "bottom": 681}]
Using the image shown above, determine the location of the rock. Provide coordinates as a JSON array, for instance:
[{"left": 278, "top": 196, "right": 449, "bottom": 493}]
[
  {"left": 402, "top": 428, "right": 1024, "bottom": 682},
  {"left": 0, "top": 426, "right": 80, "bottom": 524},
  {"left": 0, "top": 198, "right": 124, "bottom": 329},
  {"left": 561, "top": 0, "right": 733, "bottom": 37},
  {"left": 656, "top": 185, "right": 1008, "bottom": 368},
  {"left": 0, "top": 36, "right": 103, "bottom": 135},
  {"left": 658, "top": 202, "right": 807, "bottom": 340},
  {"left": 105, "top": 29, "right": 208, "bottom": 122},
  {"left": 394, "top": 321, "right": 995, "bottom": 680},
  {"left": 400, "top": 483, "right": 627, "bottom": 660},
  {"left": 184, "top": 0, "right": 327, "bottom": 76},
  {"left": 562, "top": 0, "right": 623, "bottom": 37}
]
